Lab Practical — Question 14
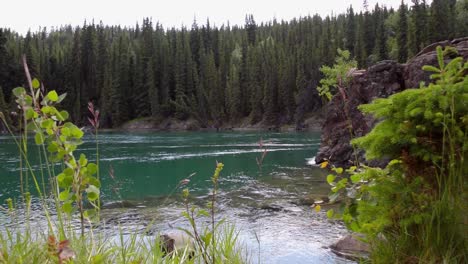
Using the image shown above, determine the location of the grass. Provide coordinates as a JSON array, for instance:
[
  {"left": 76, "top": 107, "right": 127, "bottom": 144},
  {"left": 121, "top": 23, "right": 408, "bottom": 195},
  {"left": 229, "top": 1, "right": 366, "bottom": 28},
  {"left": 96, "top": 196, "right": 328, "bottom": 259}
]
[{"left": 0, "top": 222, "right": 246, "bottom": 263}]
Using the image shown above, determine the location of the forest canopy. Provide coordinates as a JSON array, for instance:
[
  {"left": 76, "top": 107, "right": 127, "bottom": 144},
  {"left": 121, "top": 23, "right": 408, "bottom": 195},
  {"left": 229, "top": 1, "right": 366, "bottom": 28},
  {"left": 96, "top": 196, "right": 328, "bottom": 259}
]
[{"left": 0, "top": 0, "right": 466, "bottom": 128}]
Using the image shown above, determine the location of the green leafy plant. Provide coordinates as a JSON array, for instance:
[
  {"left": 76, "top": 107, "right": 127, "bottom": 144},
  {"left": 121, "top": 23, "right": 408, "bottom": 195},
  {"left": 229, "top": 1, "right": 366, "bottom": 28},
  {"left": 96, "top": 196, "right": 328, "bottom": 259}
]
[
  {"left": 323, "top": 46, "right": 467, "bottom": 263},
  {"left": 7, "top": 57, "right": 101, "bottom": 236},
  {"left": 317, "top": 49, "right": 358, "bottom": 101}
]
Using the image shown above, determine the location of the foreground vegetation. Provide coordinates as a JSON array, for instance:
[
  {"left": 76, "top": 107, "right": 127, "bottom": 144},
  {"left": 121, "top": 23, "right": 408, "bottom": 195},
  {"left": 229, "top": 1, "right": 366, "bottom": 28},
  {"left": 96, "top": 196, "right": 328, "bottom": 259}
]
[
  {"left": 0, "top": 61, "right": 247, "bottom": 263},
  {"left": 324, "top": 47, "right": 467, "bottom": 263},
  {"left": 0, "top": 1, "right": 467, "bottom": 129}
]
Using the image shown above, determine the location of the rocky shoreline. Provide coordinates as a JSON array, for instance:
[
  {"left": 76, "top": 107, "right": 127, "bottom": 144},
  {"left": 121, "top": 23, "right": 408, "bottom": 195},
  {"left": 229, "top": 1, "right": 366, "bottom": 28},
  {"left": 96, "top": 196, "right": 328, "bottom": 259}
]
[{"left": 118, "top": 115, "right": 323, "bottom": 132}]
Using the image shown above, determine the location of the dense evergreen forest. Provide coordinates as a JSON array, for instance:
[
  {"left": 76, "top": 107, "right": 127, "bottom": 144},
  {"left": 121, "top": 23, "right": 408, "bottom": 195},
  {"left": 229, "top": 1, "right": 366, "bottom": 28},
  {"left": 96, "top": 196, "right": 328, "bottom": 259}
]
[{"left": 0, "top": 0, "right": 467, "bottom": 129}]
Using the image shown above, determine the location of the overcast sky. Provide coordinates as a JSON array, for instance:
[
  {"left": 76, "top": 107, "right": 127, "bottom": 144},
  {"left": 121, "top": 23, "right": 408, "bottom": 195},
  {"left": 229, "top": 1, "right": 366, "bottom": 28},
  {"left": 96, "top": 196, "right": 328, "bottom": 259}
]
[{"left": 2, "top": 0, "right": 412, "bottom": 35}]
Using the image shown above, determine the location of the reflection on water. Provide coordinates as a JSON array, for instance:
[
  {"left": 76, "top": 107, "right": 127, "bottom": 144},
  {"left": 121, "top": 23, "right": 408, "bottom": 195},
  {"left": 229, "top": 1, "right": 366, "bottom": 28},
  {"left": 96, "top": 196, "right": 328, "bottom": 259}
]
[{"left": 0, "top": 131, "right": 352, "bottom": 263}]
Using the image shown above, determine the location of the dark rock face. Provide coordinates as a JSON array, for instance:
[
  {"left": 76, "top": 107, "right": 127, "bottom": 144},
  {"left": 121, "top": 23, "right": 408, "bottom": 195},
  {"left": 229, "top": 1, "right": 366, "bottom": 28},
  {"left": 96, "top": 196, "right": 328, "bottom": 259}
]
[
  {"left": 315, "top": 60, "right": 404, "bottom": 167},
  {"left": 405, "top": 37, "right": 468, "bottom": 89},
  {"left": 315, "top": 39, "right": 468, "bottom": 167}
]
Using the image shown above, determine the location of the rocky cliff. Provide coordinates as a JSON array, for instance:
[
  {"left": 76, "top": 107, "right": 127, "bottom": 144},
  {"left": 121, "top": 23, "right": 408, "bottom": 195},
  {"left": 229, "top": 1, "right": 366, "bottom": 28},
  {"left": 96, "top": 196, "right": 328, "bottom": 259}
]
[{"left": 315, "top": 38, "right": 468, "bottom": 167}]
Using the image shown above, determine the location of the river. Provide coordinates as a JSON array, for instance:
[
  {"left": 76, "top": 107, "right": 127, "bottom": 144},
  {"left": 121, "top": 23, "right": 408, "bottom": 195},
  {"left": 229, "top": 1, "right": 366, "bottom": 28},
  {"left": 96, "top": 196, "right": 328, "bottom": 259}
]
[{"left": 0, "top": 131, "right": 351, "bottom": 263}]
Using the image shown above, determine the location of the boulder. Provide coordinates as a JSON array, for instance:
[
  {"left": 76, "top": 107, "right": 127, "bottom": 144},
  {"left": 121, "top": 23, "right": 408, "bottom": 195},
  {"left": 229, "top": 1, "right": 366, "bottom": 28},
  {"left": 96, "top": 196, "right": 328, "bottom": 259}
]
[
  {"left": 330, "top": 234, "right": 370, "bottom": 261},
  {"left": 316, "top": 39, "right": 468, "bottom": 167}
]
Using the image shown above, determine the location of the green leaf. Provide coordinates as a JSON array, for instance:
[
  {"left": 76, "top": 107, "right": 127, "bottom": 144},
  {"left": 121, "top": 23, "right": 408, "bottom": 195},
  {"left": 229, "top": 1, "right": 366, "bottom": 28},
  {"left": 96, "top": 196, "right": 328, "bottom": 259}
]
[
  {"left": 334, "top": 167, "right": 344, "bottom": 174},
  {"left": 338, "top": 178, "right": 348, "bottom": 184},
  {"left": 86, "top": 185, "right": 100, "bottom": 201},
  {"left": 57, "top": 93, "right": 67, "bottom": 103},
  {"left": 40, "top": 119, "right": 54, "bottom": 129},
  {"left": 12, "top": 87, "right": 26, "bottom": 97},
  {"left": 59, "top": 190, "right": 70, "bottom": 201},
  {"left": 87, "top": 177, "right": 100, "bottom": 188},
  {"left": 41, "top": 106, "right": 53, "bottom": 114},
  {"left": 34, "top": 132, "right": 45, "bottom": 145},
  {"left": 24, "top": 95, "right": 33, "bottom": 106},
  {"left": 347, "top": 166, "right": 357, "bottom": 173},
  {"left": 326, "top": 174, "right": 336, "bottom": 184},
  {"left": 57, "top": 110, "right": 69, "bottom": 121},
  {"left": 71, "top": 126, "right": 84, "bottom": 138},
  {"left": 47, "top": 91, "right": 59, "bottom": 102},
  {"left": 64, "top": 168, "right": 74, "bottom": 176},
  {"left": 202, "top": 232, "right": 213, "bottom": 246},
  {"left": 350, "top": 174, "right": 361, "bottom": 183},
  {"left": 47, "top": 142, "right": 58, "bottom": 153},
  {"left": 79, "top": 154, "right": 88, "bottom": 167},
  {"left": 197, "top": 209, "right": 210, "bottom": 217},
  {"left": 327, "top": 209, "right": 334, "bottom": 218},
  {"left": 61, "top": 127, "right": 71, "bottom": 136},
  {"left": 350, "top": 221, "right": 360, "bottom": 232},
  {"left": 62, "top": 202, "right": 73, "bottom": 214},
  {"left": 87, "top": 163, "right": 97, "bottom": 175},
  {"left": 57, "top": 173, "right": 73, "bottom": 188},
  {"left": 32, "top": 78, "right": 40, "bottom": 89},
  {"left": 84, "top": 209, "right": 96, "bottom": 218},
  {"left": 25, "top": 108, "right": 37, "bottom": 120}
]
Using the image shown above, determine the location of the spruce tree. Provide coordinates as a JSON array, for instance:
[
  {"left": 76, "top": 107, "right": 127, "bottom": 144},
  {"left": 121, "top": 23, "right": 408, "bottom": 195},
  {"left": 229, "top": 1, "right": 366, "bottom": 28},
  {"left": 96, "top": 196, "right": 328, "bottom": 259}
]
[
  {"left": 429, "top": 0, "right": 450, "bottom": 42},
  {"left": 346, "top": 6, "right": 356, "bottom": 56},
  {"left": 397, "top": 0, "right": 408, "bottom": 63}
]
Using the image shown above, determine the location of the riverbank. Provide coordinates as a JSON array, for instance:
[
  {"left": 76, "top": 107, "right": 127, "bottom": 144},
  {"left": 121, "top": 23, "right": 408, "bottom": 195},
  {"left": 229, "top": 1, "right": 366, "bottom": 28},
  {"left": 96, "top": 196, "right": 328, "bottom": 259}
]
[{"left": 118, "top": 114, "right": 323, "bottom": 133}]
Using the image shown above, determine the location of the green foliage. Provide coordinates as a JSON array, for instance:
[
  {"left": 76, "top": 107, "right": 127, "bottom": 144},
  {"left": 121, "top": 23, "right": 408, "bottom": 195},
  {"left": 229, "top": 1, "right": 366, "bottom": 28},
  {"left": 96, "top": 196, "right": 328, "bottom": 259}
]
[
  {"left": 326, "top": 46, "right": 467, "bottom": 262},
  {"left": 12, "top": 75, "right": 100, "bottom": 235},
  {"left": 317, "top": 49, "right": 357, "bottom": 101},
  {"left": 397, "top": 0, "right": 408, "bottom": 62}
]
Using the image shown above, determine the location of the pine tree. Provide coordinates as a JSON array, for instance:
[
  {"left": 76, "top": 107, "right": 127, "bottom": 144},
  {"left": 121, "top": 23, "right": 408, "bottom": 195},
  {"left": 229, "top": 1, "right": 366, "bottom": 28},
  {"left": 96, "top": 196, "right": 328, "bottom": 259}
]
[
  {"left": 249, "top": 46, "right": 263, "bottom": 124},
  {"left": 354, "top": 13, "right": 366, "bottom": 67},
  {"left": 429, "top": 0, "right": 450, "bottom": 42},
  {"left": 346, "top": 6, "right": 356, "bottom": 56},
  {"left": 374, "top": 5, "right": 387, "bottom": 60},
  {"left": 68, "top": 28, "right": 82, "bottom": 122},
  {"left": 245, "top": 15, "right": 257, "bottom": 46},
  {"left": 96, "top": 22, "right": 108, "bottom": 103},
  {"left": 397, "top": 0, "right": 408, "bottom": 63}
]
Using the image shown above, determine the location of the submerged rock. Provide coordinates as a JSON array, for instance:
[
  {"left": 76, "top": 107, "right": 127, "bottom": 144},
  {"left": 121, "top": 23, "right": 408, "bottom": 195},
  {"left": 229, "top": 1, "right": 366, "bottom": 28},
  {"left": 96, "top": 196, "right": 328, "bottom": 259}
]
[
  {"left": 330, "top": 234, "right": 370, "bottom": 261},
  {"left": 101, "top": 200, "right": 137, "bottom": 209},
  {"left": 316, "top": 38, "right": 468, "bottom": 167},
  {"left": 260, "top": 204, "right": 284, "bottom": 212}
]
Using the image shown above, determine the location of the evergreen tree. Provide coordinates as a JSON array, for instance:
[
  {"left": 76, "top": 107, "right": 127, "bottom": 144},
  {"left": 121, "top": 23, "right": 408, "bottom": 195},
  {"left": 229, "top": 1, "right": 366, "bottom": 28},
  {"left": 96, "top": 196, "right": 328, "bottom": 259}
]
[
  {"left": 245, "top": 15, "right": 257, "bottom": 45},
  {"left": 226, "top": 45, "right": 242, "bottom": 120},
  {"left": 397, "top": 0, "right": 408, "bottom": 63},
  {"left": 429, "top": 0, "right": 450, "bottom": 42},
  {"left": 374, "top": 5, "right": 388, "bottom": 60},
  {"left": 346, "top": 6, "right": 356, "bottom": 56}
]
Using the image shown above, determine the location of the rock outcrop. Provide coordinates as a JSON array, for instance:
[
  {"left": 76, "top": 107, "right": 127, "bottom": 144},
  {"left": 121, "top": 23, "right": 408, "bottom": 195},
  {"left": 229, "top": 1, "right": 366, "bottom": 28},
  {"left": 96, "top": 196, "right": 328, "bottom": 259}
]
[{"left": 315, "top": 38, "right": 468, "bottom": 167}]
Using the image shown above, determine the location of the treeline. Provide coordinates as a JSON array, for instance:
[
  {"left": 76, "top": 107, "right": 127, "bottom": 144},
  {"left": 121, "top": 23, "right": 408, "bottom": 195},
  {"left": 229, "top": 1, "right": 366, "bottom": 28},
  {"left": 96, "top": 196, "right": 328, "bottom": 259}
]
[{"left": 0, "top": 0, "right": 467, "bottom": 128}]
